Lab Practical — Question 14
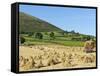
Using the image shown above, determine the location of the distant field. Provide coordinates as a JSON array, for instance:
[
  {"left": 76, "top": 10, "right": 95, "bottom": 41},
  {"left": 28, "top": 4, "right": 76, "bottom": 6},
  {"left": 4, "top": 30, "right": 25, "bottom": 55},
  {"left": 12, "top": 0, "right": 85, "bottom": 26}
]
[{"left": 23, "top": 36, "right": 84, "bottom": 47}]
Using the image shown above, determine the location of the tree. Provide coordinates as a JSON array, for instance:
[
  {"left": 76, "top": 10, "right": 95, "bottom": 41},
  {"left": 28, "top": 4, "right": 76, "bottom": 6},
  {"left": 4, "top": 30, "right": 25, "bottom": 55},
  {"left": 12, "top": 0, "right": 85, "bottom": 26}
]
[
  {"left": 76, "top": 32, "right": 80, "bottom": 36},
  {"left": 35, "top": 32, "right": 43, "bottom": 39},
  {"left": 81, "top": 35, "right": 91, "bottom": 41},
  {"left": 70, "top": 30, "right": 75, "bottom": 34},
  {"left": 87, "top": 36, "right": 91, "bottom": 40},
  {"left": 49, "top": 32, "right": 55, "bottom": 39},
  {"left": 20, "top": 37, "right": 25, "bottom": 44},
  {"left": 63, "top": 31, "right": 68, "bottom": 36}
]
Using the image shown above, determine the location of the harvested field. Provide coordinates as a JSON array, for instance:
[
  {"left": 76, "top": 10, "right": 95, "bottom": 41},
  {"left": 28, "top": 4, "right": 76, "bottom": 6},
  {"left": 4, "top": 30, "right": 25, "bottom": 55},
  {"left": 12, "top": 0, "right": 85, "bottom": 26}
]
[{"left": 19, "top": 44, "right": 96, "bottom": 71}]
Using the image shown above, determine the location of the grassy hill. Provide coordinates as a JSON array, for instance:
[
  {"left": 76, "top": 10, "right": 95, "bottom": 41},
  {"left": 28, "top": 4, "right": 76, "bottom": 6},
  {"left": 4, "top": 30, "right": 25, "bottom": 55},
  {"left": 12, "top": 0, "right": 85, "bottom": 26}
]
[
  {"left": 19, "top": 12, "right": 96, "bottom": 47},
  {"left": 19, "top": 12, "right": 63, "bottom": 33}
]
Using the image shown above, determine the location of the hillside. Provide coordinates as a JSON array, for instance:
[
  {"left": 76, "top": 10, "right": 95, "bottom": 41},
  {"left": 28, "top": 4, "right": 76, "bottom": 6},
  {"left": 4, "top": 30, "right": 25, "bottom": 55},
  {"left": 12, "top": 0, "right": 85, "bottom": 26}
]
[{"left": 19, "top": 12, "right": 63, "bottom": 33}]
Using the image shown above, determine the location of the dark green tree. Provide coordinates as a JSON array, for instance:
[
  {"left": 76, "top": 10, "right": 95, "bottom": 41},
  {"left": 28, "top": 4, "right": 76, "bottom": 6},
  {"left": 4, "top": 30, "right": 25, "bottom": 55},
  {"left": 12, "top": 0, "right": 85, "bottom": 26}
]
[
  {"left": 49, "top": 32, "right": 55, "bottom": 39},
  {"left": 87, "top": 36, "right": 91, "bottom": 40},
  {"left": 20, "top": 37, "right": 25, "bottom": 44},
  {"left": 35, "top": 32, "right": 43, "bottom": 39},
  {"left": 70, "top": 30, "right": 75, "bottom": 34},
  {"left": 76, "top": 32, "right": 80, "bottom": 36}
]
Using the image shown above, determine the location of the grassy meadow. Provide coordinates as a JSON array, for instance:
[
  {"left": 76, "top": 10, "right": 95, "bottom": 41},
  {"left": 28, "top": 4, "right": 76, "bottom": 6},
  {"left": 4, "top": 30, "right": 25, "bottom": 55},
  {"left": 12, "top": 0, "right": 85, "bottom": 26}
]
[{"left": 20, "top": 32, "right": 86, "bottom": 47}]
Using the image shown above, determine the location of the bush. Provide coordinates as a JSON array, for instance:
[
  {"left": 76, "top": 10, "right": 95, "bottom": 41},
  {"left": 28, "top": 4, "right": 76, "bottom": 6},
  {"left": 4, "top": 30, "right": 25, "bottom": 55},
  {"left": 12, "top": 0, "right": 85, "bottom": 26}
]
[
  {"left": 35, "top": 32, "right": 43, "bottom": 39},
  {"left": 49, "top": 32, "right": 55, "bottom": 39},
  {"left": 20, "top": 37, "right": 25, "bottom": 44}
]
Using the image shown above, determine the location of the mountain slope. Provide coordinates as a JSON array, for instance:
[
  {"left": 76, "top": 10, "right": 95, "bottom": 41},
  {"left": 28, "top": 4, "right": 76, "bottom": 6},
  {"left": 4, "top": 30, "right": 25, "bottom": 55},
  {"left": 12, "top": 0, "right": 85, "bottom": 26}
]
[{"left": 19, "top": 12, "right": 63, "bottom": 33}]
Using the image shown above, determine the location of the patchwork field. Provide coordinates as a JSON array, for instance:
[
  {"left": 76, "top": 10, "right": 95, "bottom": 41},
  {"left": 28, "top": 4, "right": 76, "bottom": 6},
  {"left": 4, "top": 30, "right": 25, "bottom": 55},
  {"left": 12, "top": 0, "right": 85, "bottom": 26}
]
[{"left": 19, "top": 44, "right": 96, "bottom": 71}]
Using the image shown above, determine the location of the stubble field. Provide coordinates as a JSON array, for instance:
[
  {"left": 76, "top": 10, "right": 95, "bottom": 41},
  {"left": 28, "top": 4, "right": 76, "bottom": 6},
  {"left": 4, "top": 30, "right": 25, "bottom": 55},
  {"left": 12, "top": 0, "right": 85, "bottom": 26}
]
[{"left": 19, "top": 44, "right": 96, "bottom": 71}]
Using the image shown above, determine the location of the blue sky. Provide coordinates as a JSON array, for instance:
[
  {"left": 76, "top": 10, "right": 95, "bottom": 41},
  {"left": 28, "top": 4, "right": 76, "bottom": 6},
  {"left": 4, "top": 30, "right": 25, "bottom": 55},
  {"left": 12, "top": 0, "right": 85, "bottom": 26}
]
[{"left": 19, "top": 4, "right": 96, "bottom": 36}]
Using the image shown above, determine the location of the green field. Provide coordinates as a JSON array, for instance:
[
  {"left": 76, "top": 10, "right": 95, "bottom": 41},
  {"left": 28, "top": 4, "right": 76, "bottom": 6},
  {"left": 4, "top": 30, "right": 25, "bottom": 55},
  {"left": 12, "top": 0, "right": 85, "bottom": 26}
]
[{"left": 21, "top": 35, "right": 84, "bottom": 47}]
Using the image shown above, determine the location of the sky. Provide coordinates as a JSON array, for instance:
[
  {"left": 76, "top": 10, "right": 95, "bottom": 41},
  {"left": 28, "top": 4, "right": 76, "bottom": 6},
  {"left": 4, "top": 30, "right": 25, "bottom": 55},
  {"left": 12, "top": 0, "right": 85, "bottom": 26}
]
[{"left": 19, "top": 4, "right": 96, "bottom": 36}]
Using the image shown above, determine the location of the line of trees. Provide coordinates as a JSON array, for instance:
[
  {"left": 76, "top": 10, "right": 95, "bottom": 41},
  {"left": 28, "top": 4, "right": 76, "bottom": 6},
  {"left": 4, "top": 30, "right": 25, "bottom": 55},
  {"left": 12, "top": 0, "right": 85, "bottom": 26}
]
[{"left": 20, "top": 32, "right": 56, "bottom": 44}]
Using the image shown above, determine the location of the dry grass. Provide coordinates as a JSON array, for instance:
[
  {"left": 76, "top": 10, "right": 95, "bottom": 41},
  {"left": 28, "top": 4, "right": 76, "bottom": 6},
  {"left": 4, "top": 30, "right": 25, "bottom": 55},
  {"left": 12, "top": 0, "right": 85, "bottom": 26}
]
[{"left": 19, "top": 44, "right": 96, "bottom": 71}]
